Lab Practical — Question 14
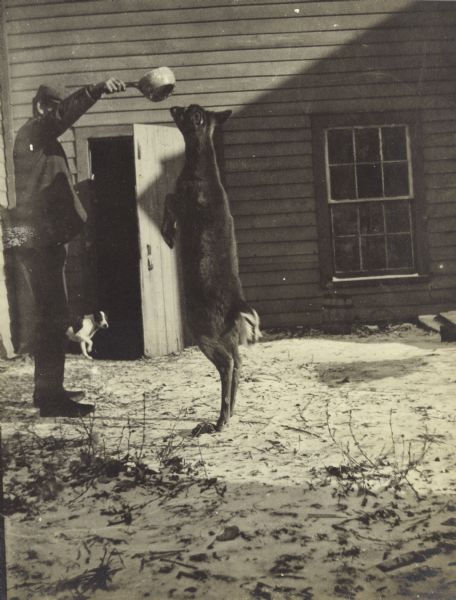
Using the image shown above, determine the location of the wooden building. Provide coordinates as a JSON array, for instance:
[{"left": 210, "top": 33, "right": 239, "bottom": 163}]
[{"left": 1, "top": 0, "right": 456, "bottom": 357}]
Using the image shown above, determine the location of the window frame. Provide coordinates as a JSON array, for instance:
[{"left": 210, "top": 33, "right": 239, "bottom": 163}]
[{"left": 311, "top": 111, "right": 429, "bottom": 288}]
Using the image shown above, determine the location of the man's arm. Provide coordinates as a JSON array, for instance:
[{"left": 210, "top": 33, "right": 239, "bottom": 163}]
[{"left": 32, "top": 77, "right": 125, "bottom": 146}]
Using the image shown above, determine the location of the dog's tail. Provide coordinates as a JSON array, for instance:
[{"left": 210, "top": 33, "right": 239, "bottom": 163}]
[{"left": 239, "top": 305, "right": 262, "bottom": 346}]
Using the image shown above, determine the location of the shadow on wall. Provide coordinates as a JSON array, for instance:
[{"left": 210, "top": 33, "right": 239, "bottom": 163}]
[{"left": 215, "top": 2, "right": 456, "bottom": 327}]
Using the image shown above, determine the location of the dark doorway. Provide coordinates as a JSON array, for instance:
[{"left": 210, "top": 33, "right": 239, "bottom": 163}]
[{"left": 89, "top": 137, "right": 144, "bottom": 359}]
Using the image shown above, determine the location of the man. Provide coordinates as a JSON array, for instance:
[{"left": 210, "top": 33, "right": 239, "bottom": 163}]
[{"left": 11, "top": 77, "right": 125, "bottom": 417}]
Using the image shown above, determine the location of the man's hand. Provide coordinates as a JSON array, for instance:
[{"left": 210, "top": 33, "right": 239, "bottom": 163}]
[{"left": 93, "top": 77, "right": 126, "bottom": 96}]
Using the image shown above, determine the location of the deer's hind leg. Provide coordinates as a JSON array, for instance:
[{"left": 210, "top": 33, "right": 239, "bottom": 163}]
[
  {"left": 230, "top": 344, "right": 242, "bottom": 416},
  {"left": 222, "top": 322, "right": 242, "bottom": 417},
  {"left": 197, "top": 336, "right": 235, "bottom": 433}
]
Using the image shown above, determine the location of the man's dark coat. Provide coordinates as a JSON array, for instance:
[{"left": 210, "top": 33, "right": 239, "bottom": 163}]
[{"left": 10, "top": 86, "right": 100, "bottom": 248}]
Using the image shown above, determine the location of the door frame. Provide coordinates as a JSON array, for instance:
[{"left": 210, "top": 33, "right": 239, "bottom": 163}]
[
  {"left": 74, "top": 125, "right": 186, "bottom": 357},
  {"left": 75, "top": 125, "right": 134, "bottom": 327},
  {"left": 75, "top": 125, "right": 133, "bottom": 183}
]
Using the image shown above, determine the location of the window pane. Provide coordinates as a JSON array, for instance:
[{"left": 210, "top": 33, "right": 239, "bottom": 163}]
[
  {"left": 325, "top": 121, "right": 416, "bottom": 278},
  {"left": 355, "top": 128, "right": 380, "bottom": 162},
  {"left": 384, "top": 162, "right": 409, "bottom": 197},
  {"left": 361, "top": 235, "right": 387, "bottom": 271},
  {"left": 334, "top": 237, "right": 360, "bottom": 272},
  {"left": 357, "top": 163, "right": 382, "bottom": 198},
  {"left": 387, "top": 234, "right": 414, "bottom": 268},
  {"left": 385, "top": 201, "right": 411, "bottom": 233},
  {"left": 382, "top": 126, "right": 407, "bottom": 161},
  {"left": 332, "top": 204, "right": 358, "bottom": 235},
  {"left": 330, "top": 165, "right": 356, "bottom": 200},
  {"left": 327, "top": 129, "right": 354, "bottom": 164},
  {"left": 359, "top": 203, "right": 384, "bottom": 234}
]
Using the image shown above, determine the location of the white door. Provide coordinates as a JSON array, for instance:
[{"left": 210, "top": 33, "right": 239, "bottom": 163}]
[{"left": 133, "top": 124, "right": 185, "bottom": 357}]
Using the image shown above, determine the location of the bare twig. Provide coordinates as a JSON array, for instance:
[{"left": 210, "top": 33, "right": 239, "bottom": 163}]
[
  {"left": 197, "top": 440, "right": 209, "bottom": 479},
  {"left": 136, "top": 392, "right": 148, "bottom": 463},
  {"left": 324, "top": 397, "right": 434, "bottom": 503},
  {"left": 282, "top": 424, "right": 321, "bottom": 438},
  {"left": 347, "top": 410, "right": 377, "bottom": 469}
]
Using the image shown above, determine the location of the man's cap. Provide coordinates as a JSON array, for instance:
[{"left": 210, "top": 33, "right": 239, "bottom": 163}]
[{"left": 33, "top": 84, "right": 64, "bottom": 104}]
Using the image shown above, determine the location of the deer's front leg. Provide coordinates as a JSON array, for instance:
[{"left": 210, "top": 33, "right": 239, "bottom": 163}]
[{"left": 161, "top": 193, "right": 177, "bottom": 249}]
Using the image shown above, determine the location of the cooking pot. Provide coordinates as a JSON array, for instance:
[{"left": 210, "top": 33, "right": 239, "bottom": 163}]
[{"left": 125, "top": 67, "right": 176, "bottom": 102}]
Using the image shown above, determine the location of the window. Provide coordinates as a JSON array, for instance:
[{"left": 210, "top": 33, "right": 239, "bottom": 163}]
[{"left": 312, "top": 113, "right": 428, "bottom": 285}]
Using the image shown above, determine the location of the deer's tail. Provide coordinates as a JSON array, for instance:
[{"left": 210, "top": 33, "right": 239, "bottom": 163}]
[{"left": 239, "top": 305, "right": 262, "bottom": 346}]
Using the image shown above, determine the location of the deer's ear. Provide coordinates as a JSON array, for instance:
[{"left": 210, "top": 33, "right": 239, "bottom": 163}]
[
  {"left": 214, "top": 110, "right": 232, "bottom": 125},
  {"left": 170, "top": 106, "right": 185, "bottom": 124}
]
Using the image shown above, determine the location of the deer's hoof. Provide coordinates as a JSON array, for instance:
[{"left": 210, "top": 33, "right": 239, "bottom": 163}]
[
  {"left": 216, "top": 419, "right": 228, "bottom": 432},
  {"left": 192, "top": 421, "right": 217, "bottom": 437}
]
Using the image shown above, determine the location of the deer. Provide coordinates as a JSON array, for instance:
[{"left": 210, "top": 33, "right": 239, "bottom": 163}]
[{"left": 161, "top": 104, "right": 261, "bottom": 435}]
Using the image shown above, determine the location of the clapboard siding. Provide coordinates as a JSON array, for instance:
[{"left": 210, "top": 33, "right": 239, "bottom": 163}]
[
  {"left": 235, "top": 212, "right": 315, "bottom": 230},
  {"left": 428, "top": 203, "right": 456, "bottom": 219},
  {"left": 11, "top": 71, "right": 456, "bottom": 116},
  {"left": 237, "top": 225, "right": 315, "bottom": 244},
  {"left": 12, "top": 66, "right": 455, "bottom": 108},
  {"left": 240, "top": 253, "right": 319, "bottom": 267},
  {"left": 232, "top": 198, "right": 313, "bottom": 216},
  {"left": 13, "top": 56, "right": 453, "bottom": 92},
  {"left": 233, "top": 183, "right": 314, "bottom": 202},
  {"left": 6, "top": 0, "right": 456, "bottom": 21},
  {"left": 241, "top": 268, "right": 320, "bottom": 287},
  {"left": 424, "top": 147, "right": 456, "bottom": 162},
  {"left": 9, "top": 40, "right": 456, "bottom": 80},
  {"left": 430, "top": 261, "right": 456, "bottom": 276},
  {"left": 227, "top": 155, "right": 312, "bottom": 173},
  {"left": 227, "top": 169, "right": 312, "bottom": 188},
  {"left": 237, "top": 240, "right": 318, "bottom": 259},
  {"left": 425, "top": 161, "right": 456, "bottom": 176},
  {"left": 265, "top": 300, "right": 456, "bottom": 328},
  {"left": 426, "top": 173, "right": 456, "bottom": 189},
  {"left": 13, "top": 90, "right": 454, "bottom": 128},
  {"left": 430, "top": 218, "right": 456, "bottom": 234},
  {"left": 7, "top": 15, "right": 456, "bottom": 51},
  {"left": 3, "top": 0, "right": 456, "bottom": 330},
  {"left": 7, "top": 5, "right": 456, "bottom": 36},
  {"left": 9, "top": 37, "right": 456, "bottom": 68}
]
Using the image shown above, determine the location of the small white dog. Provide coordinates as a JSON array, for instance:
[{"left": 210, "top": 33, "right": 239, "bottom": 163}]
[{"left": 66, "top": 311, "right": 109, "bottom": 359}]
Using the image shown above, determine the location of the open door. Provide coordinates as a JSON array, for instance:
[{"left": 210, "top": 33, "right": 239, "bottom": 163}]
[{"left": 133, "top": 124, "right": 185, "bottom": 357}]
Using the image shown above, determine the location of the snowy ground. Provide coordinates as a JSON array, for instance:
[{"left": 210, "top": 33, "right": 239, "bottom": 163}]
[{"left": 1, "top": 324, "right": 456, "bottom": 600}]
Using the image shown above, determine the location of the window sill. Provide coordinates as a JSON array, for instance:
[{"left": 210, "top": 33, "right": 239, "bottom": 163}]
[{"left": 330, "top": 273, "right": 430, "bottom": 288}]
